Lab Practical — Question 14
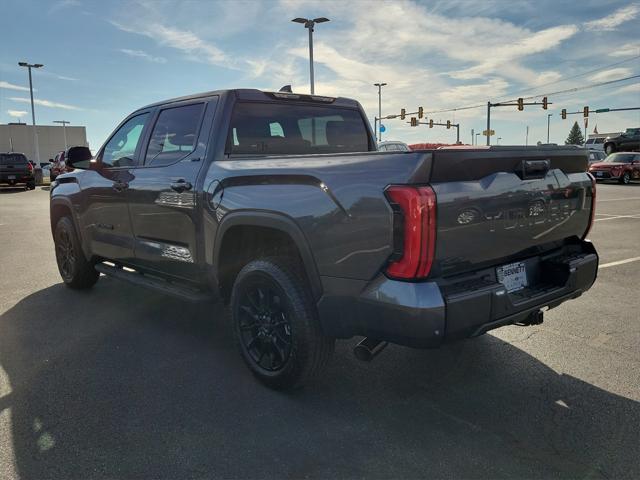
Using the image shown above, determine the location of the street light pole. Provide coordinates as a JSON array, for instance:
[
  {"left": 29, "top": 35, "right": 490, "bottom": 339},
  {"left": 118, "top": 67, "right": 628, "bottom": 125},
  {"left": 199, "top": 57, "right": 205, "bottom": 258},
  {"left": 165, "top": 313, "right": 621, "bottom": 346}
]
[
  {"left": 475, "top": 133, "right": 480, "bottom": 145},
  {"left": 18, "top": 61, "right": 44, "bottom": 164},
  {"left": 547, "top": 114, "right": 552, "bottom": 143},
  {"left": 373, "top": 83, "right": 387, "bottom": 142},
  {"left": 53, "top": 120, "right": 70, "bottom": 150},
  {"left": 292, "top": 17, "right": 330, "bottom": 94}
]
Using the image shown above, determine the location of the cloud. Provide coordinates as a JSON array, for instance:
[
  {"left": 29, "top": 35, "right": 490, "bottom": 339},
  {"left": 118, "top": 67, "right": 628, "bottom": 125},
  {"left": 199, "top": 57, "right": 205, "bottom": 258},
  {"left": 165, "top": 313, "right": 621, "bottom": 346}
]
[
  {"left": 0, "top": 81, "right": 33, "bottom": 92},
  {"left": 584, "top": 3, "right": 640, "bottom": 31},
  {"left": 615, "top": 83, "right": 640, "bottom": 94},
  {"left": 120, "top": 48, "right": 167, "bottom": 63},
  {"left": 49, "top": 0, "right": 81, "bottom": 15},
  {"left": 111, "top": 20, "right": 229, "bottom": 66},
  {"left": 609, "top": 42, "right": 640, "bottom": 57},
  {"left": 7, "top": 110, "right": 28, "bottom": 118},
  {"left": 588, "top": 67, "right": 633, "bottom": 82},
  {"left": 8, "top": 97, "right": 83, "bottom": 111}
]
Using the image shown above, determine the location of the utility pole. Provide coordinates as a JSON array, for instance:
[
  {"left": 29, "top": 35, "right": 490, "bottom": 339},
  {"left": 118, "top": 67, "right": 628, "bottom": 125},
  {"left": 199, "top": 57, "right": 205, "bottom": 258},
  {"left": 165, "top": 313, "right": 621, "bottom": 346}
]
[
  {"left": 53, "top": 120, "right": 70, "bottom": 150},
  {"left": 486, "top": 101, "right": 491, "bottom": 146},
  {"left": 292, "top": 17, "right": 330, "bottom": 94},
  {"left": 18, "top": 61, "right": 44, "bottom": 164},
  {"left": 525, "top": 126, "right": 529, "bottom": 146},
  {"left": 374, "top": 83, "right": 387, "bottom": 142},
  {"left": 547, "top": 114, "right": 552, "bottom": 143},
  {"left": 471, "top": 129, "right": 474, "bottom": 145}
]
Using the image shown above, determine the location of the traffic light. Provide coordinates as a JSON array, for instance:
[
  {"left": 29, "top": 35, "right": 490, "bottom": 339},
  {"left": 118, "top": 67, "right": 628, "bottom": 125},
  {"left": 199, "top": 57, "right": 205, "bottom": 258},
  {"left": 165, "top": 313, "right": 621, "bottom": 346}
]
[
  {"left": 410, "top": 117, "right": 418, "bottom": 127},
  {"left": 542, "top": 97, "right": 548, "bottom": 110},
  {"left": 429, "top": 119, "right": 433, "bottom": 128},
  {"left": 561, "top": 109, "right": 567, "bottom": 120},
  {"left": 583, "top": 106, "right": 589, "bottom": 117},
  {"left": 446, "top": 120, "right": 451, "bottom": 129},
  {"left": 517, "top": 98, "right": 524, "bottom": 111},
  {"left": 418, "top": 106, "right": 424, "bottom": 119},
  {"left": 400, "top": 108, "right": 406, "bottom": 120}
]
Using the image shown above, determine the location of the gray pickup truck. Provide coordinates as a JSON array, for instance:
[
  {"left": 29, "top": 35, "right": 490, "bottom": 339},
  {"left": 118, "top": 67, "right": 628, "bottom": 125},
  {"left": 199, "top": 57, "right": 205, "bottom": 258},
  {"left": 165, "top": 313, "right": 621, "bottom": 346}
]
[{"left": 50, "top": 89, "right": 598, "bottom": 389}]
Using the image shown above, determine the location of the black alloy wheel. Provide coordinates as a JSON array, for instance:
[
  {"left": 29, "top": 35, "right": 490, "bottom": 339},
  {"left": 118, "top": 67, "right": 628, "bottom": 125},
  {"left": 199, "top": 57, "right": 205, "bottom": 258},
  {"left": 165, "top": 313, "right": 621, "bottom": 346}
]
[
  {"left": 237, "top": 278, "right": 293, "bottom": 372},
  {"left": 56, "top": 227, "right": 76, "bottom": 281}
]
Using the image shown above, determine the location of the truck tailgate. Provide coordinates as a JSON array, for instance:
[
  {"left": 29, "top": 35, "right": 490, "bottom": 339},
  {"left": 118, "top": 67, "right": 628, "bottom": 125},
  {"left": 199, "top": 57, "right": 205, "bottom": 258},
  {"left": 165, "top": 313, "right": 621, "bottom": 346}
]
[{"left": 428, "top": 147, "right": 593, "bottom": 278}]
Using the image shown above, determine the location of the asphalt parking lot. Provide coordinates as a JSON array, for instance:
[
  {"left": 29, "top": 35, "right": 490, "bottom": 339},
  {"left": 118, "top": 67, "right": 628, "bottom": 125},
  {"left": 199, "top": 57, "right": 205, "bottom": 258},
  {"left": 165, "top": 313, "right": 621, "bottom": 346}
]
[{"left": 1, "top": 183, "right": 639, "bottom": 479}]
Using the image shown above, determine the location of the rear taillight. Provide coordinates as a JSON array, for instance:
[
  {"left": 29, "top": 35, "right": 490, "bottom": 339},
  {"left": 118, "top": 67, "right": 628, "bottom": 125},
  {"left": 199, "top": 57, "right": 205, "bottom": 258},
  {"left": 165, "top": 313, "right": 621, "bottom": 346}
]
[
  {"left": 583, "top": 173, "right": 596, "bottom": 239},
  {"left": 384, "top": 185, "right": 437, "bottom": 279},
  {"left": 27, "top": 162, "right": 34, "bottom": 172}
]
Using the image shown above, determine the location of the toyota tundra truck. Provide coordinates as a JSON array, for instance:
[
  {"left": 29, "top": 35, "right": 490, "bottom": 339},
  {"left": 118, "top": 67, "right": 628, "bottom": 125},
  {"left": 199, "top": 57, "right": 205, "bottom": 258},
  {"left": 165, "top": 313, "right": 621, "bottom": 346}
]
[{"left": 50, "top": 89, "right": 598, "bottom": 389}]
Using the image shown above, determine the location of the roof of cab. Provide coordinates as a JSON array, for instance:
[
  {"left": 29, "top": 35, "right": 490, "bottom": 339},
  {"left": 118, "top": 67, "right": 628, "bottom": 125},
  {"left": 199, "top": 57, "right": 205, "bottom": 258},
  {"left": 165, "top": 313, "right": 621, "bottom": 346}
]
[{"left": 138, "top": 88, "right": 360, "bottom": 110}]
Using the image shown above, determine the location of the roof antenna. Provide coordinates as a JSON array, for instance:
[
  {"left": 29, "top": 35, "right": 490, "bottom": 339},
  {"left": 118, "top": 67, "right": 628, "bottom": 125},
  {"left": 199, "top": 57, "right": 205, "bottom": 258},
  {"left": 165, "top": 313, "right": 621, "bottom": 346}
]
[{"left": 279, "top": 85, "right": 292, "bottom": 93}]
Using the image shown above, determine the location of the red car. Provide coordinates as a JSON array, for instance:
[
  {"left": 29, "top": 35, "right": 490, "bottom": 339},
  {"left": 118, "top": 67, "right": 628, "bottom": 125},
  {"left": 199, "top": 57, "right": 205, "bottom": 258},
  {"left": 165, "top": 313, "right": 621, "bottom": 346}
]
[
  {"left": 589, "top": 152, "right": 640, "bottom": 184},
  {"left": 49, "top": 150, "right": 73, "bottom": 181}
]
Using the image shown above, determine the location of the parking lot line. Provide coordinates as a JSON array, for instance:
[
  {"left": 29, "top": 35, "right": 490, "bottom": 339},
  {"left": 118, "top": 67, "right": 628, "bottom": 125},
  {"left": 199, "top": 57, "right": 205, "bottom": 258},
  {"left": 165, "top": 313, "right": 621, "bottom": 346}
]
[
  {"left": 599, "top": 256, "right": 640, "bottom": 269},
  {"left": 597, "top": 197, "right": 640, "bottom": 202},
  {"left": 594, "top": 215, "right": 640, "bottom": 222}
]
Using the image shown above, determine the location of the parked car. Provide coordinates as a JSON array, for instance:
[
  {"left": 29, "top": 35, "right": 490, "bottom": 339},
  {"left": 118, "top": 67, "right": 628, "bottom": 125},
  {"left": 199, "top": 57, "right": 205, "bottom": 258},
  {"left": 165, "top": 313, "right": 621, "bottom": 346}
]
[
  {"left": 378, "top": 141, "right": 410, "bottom": 152},
  {"left": 584, "top": 137, "right": 605, "bottom": 152},
  {"left": 50, "top": 150, "right": 73, "bottom": 181},
  {"left": 0, "top": 152, "right": 35, "bottom": 189},
  {"left": 589, "top": 152, "right": 640, "bottom": 184},
  {"left": 603, "top": 128, "right": 640, "bottom": 155},
  {"left": 50, "top": 88, "right": 598, "bottom": 389},
  {"left": 588, "top": 149, "right": 607, "bottom": 164}
]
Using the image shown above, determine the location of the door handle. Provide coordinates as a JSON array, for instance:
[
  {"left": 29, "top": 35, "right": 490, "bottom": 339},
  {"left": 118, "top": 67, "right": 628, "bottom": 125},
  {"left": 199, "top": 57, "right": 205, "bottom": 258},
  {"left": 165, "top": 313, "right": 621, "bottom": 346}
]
[
  {"left": 112, "top": 181, "right": 129, "bottom": 192},
  {"left": 170, "top": 179, "right": 192, "bottom": 193}
]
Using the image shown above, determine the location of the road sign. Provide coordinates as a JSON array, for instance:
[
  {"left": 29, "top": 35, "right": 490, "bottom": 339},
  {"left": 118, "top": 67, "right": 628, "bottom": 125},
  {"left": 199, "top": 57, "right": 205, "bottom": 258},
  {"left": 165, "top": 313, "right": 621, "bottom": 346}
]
[
  {"left": 482, "top": 129, "right": 495, "bottom": 136},
  {"left": 380, "top": 124, "right": 386, "bottom": 133},
  {"left": 595, "top": 108, "right": 610, "bottom": 113}
]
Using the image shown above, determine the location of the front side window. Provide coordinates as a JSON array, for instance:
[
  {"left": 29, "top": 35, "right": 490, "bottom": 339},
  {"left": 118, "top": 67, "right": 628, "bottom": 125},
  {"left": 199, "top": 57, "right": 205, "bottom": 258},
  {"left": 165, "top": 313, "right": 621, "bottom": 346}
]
[
  {"left": 144, "top": 103, "right": 204, "bottom": 166},
  {"left": 102, "top": 113, "right": 149, "bottom": 168},
  {"left": 229, "top": 102, "right": 371, "bottom": 155},
  {"left": 606, "top": 153, "right": 635, "bottom": 163}
]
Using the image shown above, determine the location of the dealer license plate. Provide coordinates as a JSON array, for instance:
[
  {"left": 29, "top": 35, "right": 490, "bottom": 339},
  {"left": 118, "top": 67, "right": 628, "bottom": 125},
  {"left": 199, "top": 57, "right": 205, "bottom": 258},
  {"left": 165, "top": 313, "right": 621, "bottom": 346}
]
[
  {"left": 8, "top": 175, "right": 15, "bottom": 180},
  {"left": 496, "top": 261, "right": 528, "bottom": 293},
  {"left": 596, "top": 171, "right": 603, "bottom": 177}
]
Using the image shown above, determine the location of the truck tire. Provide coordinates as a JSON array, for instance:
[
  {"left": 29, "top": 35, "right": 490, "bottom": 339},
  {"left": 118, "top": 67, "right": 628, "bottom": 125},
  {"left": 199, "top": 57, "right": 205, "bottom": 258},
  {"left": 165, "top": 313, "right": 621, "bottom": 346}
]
[
  {"left": 620, "top": 171, "right": 631, "bottom": 185},
  {"left": 231, "top": 257, "right": 334, "bottom": 390},
  {"left": 54, "top": 216, "right": 99, "bottom": 289}
]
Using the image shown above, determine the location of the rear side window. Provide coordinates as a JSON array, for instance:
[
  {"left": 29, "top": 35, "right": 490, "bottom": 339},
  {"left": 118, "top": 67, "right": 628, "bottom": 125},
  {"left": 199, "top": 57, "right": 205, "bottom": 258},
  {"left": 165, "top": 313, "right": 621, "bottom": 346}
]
[
  {"left": 145, "top": 103, "right": 204, "bottom": 166},
  {"left": 229, "top": 102, "right": 371, "bottom": 155},
  {"left": 0, "top": 154, "right": 28, "bottom": 165}
]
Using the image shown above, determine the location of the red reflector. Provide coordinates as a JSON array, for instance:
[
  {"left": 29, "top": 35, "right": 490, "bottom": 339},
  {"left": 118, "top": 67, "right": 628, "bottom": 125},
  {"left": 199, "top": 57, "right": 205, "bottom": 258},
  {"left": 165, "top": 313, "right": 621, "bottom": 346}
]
[
  {"left": 385, "top": 185, "right": 437, "bottom": 279},
  {"left": 583, "top": 173, "right": 596, "bottom": 239}
]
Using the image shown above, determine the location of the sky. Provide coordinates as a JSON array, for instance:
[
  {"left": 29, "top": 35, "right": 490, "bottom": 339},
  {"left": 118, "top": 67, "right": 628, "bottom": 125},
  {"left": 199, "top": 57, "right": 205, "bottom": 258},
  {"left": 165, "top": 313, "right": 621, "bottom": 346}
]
[{"left": 1, "top": 0, "right": 639, "bottom": 150}]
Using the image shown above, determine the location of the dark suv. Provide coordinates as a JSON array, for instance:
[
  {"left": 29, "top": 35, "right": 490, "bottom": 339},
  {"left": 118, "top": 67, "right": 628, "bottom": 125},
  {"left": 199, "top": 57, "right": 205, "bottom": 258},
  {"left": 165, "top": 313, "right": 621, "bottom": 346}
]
[
  {"left": 604, "top": 128, "right": 640, "bottom": 155},
  {"left": 0, "top": 153, "right": 35, "bottom": 189}
]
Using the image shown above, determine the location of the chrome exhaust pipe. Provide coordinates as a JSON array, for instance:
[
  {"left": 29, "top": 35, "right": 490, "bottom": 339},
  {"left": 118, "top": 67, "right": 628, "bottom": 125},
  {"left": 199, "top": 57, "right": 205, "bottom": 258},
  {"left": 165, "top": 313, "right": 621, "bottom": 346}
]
[{"left": 354, "top": 337, "right": 388, "bottom": 362}]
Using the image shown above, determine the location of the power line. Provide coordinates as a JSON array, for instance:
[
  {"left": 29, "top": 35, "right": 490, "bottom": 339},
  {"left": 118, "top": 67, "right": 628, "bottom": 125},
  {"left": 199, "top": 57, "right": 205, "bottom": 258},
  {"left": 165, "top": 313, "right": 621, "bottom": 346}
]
[
  {"left": 497, "top": 54, "right": 640, "bottom": 100},
  {"left": 423, "top": 74, "right": 640, "bottom": 116}
]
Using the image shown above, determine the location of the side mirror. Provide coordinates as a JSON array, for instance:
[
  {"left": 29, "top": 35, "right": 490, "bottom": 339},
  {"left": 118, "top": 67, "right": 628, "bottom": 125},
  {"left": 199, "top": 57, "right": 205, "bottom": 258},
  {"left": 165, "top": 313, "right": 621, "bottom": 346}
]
[{"left": 66, "top": 146, "right": 93, "bottom": 170}]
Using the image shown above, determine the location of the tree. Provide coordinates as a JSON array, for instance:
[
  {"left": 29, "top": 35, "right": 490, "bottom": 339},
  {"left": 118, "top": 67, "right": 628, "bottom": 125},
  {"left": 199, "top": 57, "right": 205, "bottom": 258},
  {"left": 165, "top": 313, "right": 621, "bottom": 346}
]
[{"left": 565, "top": 121, "right": 584, "bottom": 145}]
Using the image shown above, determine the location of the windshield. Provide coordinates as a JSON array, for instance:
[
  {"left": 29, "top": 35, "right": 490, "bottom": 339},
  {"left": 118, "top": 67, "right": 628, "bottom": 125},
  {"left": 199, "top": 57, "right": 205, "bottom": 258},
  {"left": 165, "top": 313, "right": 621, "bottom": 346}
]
[
  {"left": 605, "top": 153, "right": 636, "bottom": 163},
  {"left": 0, "top": 153, "right": 28, "bottom": 165},
  {"left": 229, "top": 102, "right": 371, "bottom": 155}
]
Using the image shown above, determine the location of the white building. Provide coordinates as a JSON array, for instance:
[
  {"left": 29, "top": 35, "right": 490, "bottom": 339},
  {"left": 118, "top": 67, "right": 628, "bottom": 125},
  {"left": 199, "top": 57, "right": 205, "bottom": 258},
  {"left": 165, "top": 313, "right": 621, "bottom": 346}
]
[{"left": 0, "top": 123, "right": 88, "bottom": 162}]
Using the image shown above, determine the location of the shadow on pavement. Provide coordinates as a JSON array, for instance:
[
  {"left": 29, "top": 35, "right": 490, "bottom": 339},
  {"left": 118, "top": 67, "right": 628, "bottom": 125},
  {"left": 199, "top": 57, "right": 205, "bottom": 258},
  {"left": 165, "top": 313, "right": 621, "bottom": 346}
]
[{"left": 1, "top": 279, "right": 638, "bottom": 479}]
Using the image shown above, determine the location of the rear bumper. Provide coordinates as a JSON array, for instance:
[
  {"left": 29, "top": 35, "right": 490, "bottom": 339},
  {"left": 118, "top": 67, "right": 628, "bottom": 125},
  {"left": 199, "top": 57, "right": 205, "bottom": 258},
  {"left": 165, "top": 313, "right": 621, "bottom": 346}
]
[
  {"left": 317, "top": 240, "right": 598, "bottom": 348},
  {"left": 0, "top": 174, "right": 34, "bottom": 185}
]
